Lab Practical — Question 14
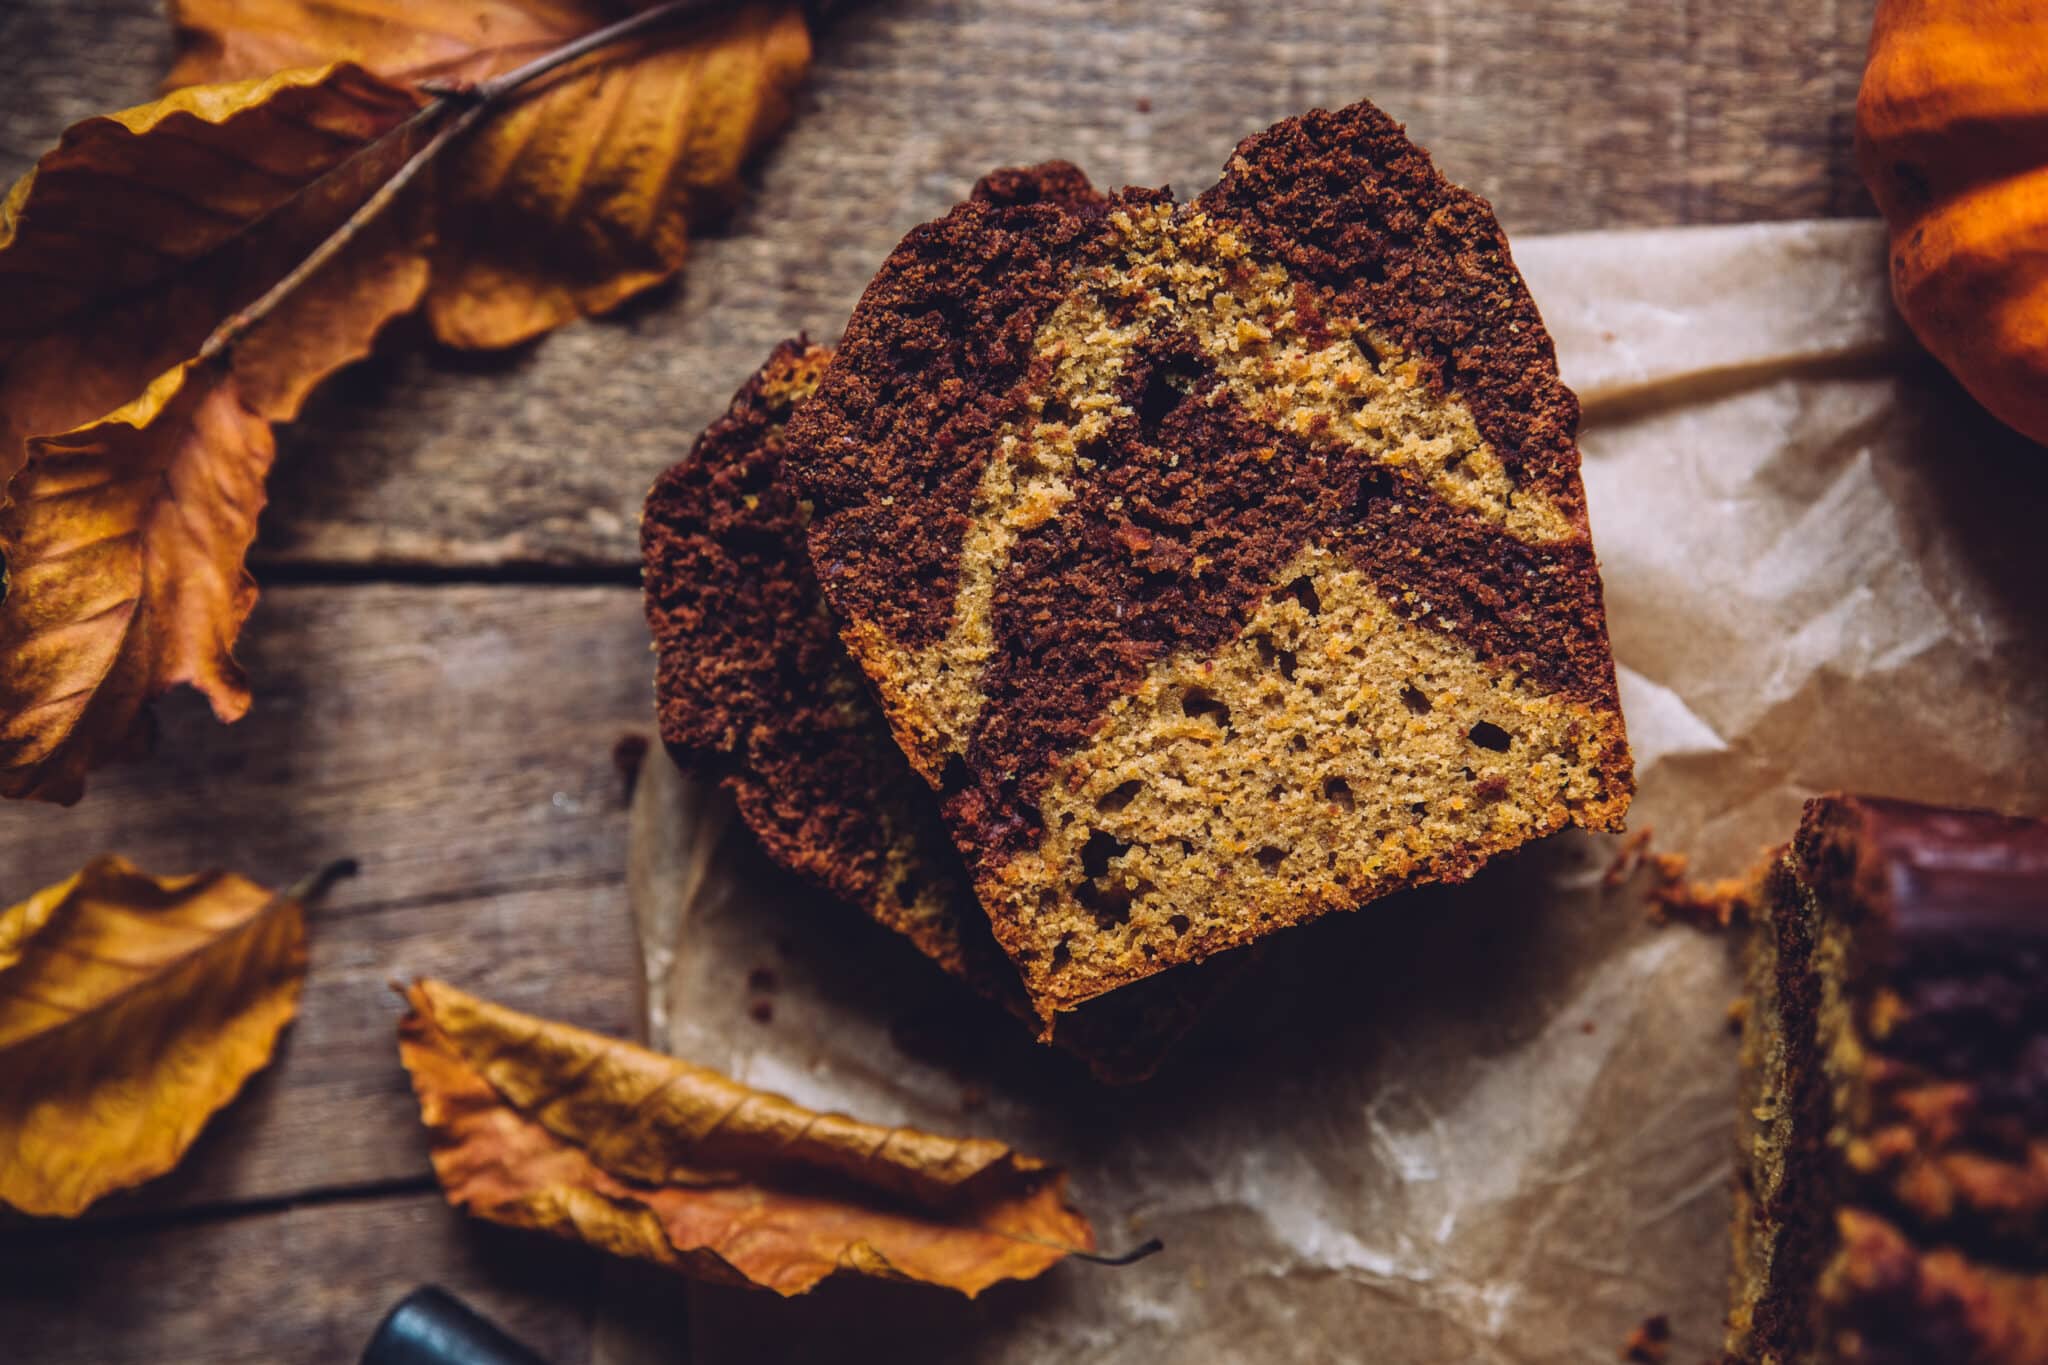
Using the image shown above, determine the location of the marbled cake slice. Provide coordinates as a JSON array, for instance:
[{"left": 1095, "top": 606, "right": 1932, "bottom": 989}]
[{"left": 786, "top": 102, "right": 1633, "bottom": 1019}]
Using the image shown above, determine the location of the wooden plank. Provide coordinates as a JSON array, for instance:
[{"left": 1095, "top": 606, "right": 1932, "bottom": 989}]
[
  {"left": 0, "top": 1191, "right": 624, "bottom": 1364},
  {"left": 1, "top": 0, "right": 1880, "bottom": 572},
  {"left": 0, "top": 585, "right": 651, "bottom": 1209}
]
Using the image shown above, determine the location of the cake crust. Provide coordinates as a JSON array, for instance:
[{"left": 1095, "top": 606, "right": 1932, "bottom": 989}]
[{"left": 786, "top": 102, "right": 1633, "bottom": 1018}]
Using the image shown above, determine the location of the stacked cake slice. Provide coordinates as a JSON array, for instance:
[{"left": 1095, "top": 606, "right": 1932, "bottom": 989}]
[{"left": 643, "top": 98, "right": 1635, "bottom": 1067}]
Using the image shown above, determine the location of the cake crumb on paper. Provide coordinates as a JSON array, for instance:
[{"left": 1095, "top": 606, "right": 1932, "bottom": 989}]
[
  {"left": 1602, "top": 827, "right": 1656, "bottom": 886},
  {"left": 1620, "top": 1313, "right": 1670, "bottom": 1362}
]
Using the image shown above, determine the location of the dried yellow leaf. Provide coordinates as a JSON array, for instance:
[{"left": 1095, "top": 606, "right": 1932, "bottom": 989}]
[
  {"left": 0, "top": 5, "right": 817, "bottom": 802},
  {"left": 0, "top": 63, "right": 425, "bottom": 473},
  {"left": 0, "top": 364, "right": 271, "bottom": 802},
  {"left": 0, "top": 857, "right": 307, "bottom": 1217}
]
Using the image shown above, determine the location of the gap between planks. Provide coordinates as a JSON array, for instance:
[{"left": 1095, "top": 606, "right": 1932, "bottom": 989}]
[{"left": 8, "top": 1175, "right": 442, "bottom": 1244}]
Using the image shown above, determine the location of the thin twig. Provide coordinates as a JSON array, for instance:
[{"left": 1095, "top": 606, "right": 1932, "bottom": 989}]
[
  {"left": 198, "top": 104, "right": 475, "bottom": 361},
  {"left": 200, "top": 0, "right": 736, "bottom": 363},
  {"left": 1071, "top": 1236, "right": 1166, "bottom": 1267},
  {"left": 995, "top": 1228, "right": 1167, "bottom": 1267}
]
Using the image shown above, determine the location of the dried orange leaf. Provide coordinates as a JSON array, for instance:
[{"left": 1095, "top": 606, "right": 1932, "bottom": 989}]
[
  {"left": 167, "top": 0, "right": 814, "bottom": 348},
  {"left": 0, "top": 63, "right": 425, "bottom": 471},
  {"left": 0, "top": 65, "right": 431, "bottom": 802},
  {"left": 399, "top": 979, "right": 1096, "bottom": 1296},
  {"left": 0, "top": 364, "right": 272, "bottom": 802},
  {"left": 0, "top": 857, "right": 306, "bottom": 1217}
]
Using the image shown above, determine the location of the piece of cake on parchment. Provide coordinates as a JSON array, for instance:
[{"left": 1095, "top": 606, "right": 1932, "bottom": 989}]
[
  {"left": 1728, "top": 794, "right": 2048, "bottom": 1364},
  {"left": 640, "top": 340, "right": 1222, "bottom": 1082},
  {"left": 784, "top": 101, "right": 1634, "bottom": 1022}
]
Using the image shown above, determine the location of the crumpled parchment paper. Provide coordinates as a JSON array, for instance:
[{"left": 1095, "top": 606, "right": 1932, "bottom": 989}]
[{"left": 616, "top": 220, "right": 2048, "bottom": 1364}]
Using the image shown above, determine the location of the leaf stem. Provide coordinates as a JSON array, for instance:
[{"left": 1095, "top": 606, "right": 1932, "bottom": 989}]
[
  {"left": 1070, "top": 1235, "right": 1165, "bottom": 1267},
  {"left": 198, "top": 104, "right": 472, "bottom": 363},
  {"left": 286, "top": 857, "right": 361, "bottom": 905},
  {"left": 200, "top": 0, "right": 743, "bottom": 363}
]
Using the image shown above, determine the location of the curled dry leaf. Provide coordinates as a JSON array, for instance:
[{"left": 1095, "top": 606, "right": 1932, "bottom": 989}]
[
  {"left": 0, "top": 857, "right": 309, "bottom": 1217},
  {"left": 0, "top": 64, "right": 430, "bottom": 802},
  {"left": 399, "top": 979, "right": 1096, "bottom": 1296},
  {"left": 167, "top": 0, "right": 816, "bottom": 348},
  {"left": 0, "top": 365, "right": 272, "bottom": 798}
]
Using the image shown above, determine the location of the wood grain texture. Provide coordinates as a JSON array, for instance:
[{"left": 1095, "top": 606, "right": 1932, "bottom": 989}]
[
  {"left": 0, "top": 586, "right": 651, "bottom": 1208},
  {"left": 0, "top": 1190, "right": 609, "bottom": 1364},
  {"left": 1, "top": 0, "right": 1879, "bottom": 571}
]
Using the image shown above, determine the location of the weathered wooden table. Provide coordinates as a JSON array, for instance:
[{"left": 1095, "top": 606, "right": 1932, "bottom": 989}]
[{"left": 0, "top": 1, "right": 1878, "bottom": 1359}]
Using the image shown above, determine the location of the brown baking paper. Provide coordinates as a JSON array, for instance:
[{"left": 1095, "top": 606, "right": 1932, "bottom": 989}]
[{"left": 615, "top": 221, "right": 2048, "bottom": 1363}]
